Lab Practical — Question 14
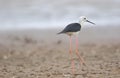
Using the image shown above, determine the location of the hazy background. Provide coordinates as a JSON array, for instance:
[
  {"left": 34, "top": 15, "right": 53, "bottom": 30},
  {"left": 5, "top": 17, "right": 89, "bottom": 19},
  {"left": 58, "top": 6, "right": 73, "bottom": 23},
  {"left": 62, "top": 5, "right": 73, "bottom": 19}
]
[
  {"left": 0, "top": 1, "right": 120, "bottom": 78},
  {"left": 0, "top": 0, "right": 120, "bottom": 30}
]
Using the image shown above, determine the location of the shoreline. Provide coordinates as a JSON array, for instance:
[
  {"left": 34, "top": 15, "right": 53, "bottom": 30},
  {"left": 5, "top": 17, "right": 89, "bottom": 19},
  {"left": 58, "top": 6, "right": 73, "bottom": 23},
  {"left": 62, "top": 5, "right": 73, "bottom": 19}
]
[{"left": 0, "top": 26, "right": 120, "bottom": 78}]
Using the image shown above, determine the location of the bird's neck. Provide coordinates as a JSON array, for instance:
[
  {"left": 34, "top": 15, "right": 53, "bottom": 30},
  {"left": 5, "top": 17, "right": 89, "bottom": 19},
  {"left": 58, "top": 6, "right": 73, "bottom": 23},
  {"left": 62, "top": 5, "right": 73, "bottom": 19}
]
[{"left": 79, "top": 20, "right": 84, "bottom": 26}]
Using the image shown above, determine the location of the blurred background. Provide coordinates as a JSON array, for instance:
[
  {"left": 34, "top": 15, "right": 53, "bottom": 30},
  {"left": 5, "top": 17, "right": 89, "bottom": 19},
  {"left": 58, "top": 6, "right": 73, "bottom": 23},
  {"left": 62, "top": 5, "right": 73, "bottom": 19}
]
[
  {"left": 0, "top": 1, "right": 120, "bottom": 78},
  {"left": 0, "top": 0, "right": 120, "bottom": 30}
]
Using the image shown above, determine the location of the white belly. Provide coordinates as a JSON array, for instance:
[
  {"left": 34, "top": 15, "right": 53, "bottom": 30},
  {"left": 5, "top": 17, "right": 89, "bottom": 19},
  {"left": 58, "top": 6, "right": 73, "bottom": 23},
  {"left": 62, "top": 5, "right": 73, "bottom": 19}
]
[{"left": 66, "top": 31, "right": 79, "bottom": 36}]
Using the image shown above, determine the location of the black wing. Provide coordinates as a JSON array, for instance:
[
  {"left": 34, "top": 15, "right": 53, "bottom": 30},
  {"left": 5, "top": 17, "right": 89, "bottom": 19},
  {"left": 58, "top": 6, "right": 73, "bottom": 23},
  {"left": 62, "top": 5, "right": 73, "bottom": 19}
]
[{"left": 58, "top": 23, "right": 81, "bottom": 34}]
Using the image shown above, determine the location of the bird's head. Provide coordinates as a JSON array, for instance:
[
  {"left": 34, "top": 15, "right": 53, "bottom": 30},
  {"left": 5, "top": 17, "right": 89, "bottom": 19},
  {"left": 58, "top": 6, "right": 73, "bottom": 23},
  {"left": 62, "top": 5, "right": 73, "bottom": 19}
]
[{"left": 79, "top": 16, "right": 95, "bottom": 25}]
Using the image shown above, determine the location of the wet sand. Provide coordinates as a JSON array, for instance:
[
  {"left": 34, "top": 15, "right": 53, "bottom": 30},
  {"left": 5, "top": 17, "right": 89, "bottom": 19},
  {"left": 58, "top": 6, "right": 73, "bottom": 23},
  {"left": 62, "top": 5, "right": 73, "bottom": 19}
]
[{"left": 0, "top": 26, "right": 120, "bottom": 78}]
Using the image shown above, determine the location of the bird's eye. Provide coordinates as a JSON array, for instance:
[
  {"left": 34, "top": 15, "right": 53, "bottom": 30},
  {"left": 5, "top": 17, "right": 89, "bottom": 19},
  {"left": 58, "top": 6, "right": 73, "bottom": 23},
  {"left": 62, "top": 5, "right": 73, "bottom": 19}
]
[{"left": 84, "top": 18, "right": 86, "bottom": 20}]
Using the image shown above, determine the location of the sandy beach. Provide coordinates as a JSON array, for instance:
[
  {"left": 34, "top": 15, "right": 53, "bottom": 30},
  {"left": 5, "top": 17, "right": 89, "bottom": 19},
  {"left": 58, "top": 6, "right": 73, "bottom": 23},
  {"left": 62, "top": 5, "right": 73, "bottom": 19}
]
[{"left": 0, "top": 26, "right": 120, "bottom": 78}]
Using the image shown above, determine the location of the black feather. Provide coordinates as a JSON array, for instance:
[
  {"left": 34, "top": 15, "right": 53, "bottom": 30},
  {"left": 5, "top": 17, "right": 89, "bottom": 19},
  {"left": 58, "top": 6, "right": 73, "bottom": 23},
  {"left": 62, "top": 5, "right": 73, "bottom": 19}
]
[{"left": 58, "top": 23, "right": 81, "bottom": 34}]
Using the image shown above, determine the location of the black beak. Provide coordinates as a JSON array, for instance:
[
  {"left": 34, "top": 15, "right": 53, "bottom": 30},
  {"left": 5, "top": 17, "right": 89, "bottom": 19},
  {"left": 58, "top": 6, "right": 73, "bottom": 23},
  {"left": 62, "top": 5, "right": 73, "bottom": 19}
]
[{"left": 86, "top": 20, "right": 95, "bottom": 25}]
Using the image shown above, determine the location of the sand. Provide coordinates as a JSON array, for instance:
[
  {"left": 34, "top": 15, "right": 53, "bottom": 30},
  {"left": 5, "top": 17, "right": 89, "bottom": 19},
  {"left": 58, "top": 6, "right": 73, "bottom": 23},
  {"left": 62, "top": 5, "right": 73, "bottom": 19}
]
[{"left": 0, "top": 26, "right": 120, "bottom": 78}]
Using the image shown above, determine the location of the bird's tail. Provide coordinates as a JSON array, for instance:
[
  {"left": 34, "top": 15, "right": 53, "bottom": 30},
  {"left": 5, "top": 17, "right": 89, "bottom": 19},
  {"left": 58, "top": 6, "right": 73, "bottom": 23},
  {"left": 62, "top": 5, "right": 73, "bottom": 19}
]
[
  {"left": 57, "top": 32, "right": 62, "bottom": 34},
  {"left": 57, "top": 31, "right": 63, "bottom": 34}
]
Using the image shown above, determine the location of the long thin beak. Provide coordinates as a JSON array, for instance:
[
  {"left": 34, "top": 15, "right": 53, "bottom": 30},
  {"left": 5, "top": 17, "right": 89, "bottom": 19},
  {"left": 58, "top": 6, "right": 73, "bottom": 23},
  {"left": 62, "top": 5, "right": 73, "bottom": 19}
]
[{"left": 86, "top": 20, "right": 95, "bottom": 25}]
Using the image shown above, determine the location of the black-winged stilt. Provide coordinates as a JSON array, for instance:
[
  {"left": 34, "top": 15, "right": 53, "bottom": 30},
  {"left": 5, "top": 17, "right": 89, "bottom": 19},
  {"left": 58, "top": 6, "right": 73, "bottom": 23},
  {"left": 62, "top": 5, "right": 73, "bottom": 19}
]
[{"left": 58, "top": 16, "right": 95, "bottom": 74}]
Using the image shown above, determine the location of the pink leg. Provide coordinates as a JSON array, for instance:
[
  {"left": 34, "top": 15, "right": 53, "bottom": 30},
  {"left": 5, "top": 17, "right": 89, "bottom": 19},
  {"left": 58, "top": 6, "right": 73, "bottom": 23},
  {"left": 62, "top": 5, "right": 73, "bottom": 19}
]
[
  {"left": 75, "top": 36, "right": 86, "bottom": 66},
  {"left": 69, "top": 36, "right": 75, "bottom": 74}
]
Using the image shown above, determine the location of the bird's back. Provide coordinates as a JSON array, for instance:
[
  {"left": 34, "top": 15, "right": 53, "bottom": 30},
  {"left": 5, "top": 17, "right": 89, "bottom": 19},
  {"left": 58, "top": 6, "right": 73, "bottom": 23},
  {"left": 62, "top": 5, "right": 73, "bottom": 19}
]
[{"left": 58, "top": 23, "right": 81, "bottom": 34}]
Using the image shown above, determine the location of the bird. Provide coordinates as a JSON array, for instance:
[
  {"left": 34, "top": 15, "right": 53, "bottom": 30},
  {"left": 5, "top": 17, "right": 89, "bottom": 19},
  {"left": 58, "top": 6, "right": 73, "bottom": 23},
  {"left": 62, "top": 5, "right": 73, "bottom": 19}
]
[{"left": 58, "top": 16, "right": 95, "bottom": 74}]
